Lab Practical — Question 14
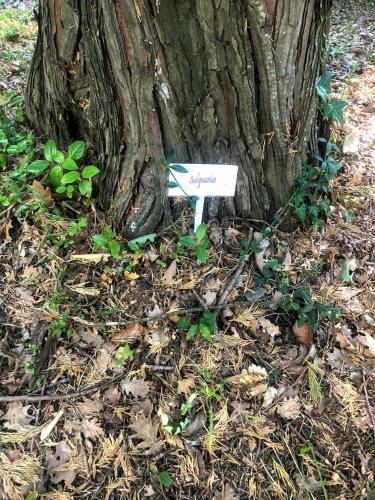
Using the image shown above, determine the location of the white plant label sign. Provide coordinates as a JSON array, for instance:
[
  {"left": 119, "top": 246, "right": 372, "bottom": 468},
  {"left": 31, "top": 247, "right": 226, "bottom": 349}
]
[{"left": 168, "top": 164, "right": 238, "bottom": 231}]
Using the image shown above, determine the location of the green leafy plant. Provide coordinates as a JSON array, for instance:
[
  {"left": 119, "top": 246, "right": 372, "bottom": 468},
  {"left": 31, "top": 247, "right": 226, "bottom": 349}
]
[
  {"left": 150, "top": 464, "right": 173, "bottom": 489},
  {"left": 279, "top": 286, "right": 339, "bottom": 332},
  {"left": 127, "top": 233, "right": 156, "bottom": 253},
  {"left": 177, "top": 310, "right": 217, "bottom": 342},
  {"left": 0, "top": 90, "right": 30, "bottom": 169},
  {"left": 292, "top": 140, "right": 342, "bottom": 227},
  {"left": 316, "top": 73, "right": 347, "bottom": 124},
  {"left": 28, "top": 139, "right": 100, "bottom": 199},
  {"left": 115, "top": 344, "right": 134, "bottom": 365},
  {"left": 178, "top": 223, "right": 210, "bottom": 264},
  {"left": 93, "top": 226, "right": 122, "bottom": 259},
  {"left": 300, "top": 441, "right": 329, "bottom": 500},
  {"left": 48, "top": 311, "right": 72, "bottom": 337},
  {"left": 49, "top": 217, "right": 88, "bottom": 252},
  {"left": 292, "top": 73, "right": 347, "bottom": 227},
  {"left": 4, "top": 26, "right": 20, "bottom": 42},
  {"left": 162, "top": 157, "right": 198, "bottom": 207}
]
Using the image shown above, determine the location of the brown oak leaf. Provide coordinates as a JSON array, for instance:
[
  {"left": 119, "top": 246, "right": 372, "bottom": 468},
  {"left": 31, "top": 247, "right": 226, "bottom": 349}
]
[
  {"left": 2, "top": 402, "right": 33, "bottom": 425},
  {"left": 111, "top": 323, "right": 144, "bottom": 343},
  {"left": 129, "top": 414, "right": 160, "bottom": 453},
  {"left": 121, "top": 378, "right": 153, "bottom": 397}
]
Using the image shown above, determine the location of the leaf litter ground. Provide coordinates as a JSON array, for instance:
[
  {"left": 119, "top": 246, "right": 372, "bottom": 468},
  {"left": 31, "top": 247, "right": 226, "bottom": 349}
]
[{"left": 0, "top": 1, "right": 375, "bottom": 499}]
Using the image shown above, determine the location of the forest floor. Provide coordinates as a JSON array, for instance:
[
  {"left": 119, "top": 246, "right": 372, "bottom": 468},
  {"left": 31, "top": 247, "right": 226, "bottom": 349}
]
[{"left": 0, "top": 2, "right": 374, "bottom": 499}]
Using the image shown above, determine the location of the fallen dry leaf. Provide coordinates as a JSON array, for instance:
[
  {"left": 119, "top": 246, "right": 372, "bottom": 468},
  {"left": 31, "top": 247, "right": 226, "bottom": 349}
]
[
  {"left": 253, "top": 232, "right": 270, "bottom": 272},
  {"left": 79, "top": 329, "right": 104, "bottom": 347},
  {"left": 124, "top": 270, "right": 140, "bottom": 280},
  {"left": 70, "top": 253, "right": 110, "bottom": 264},
  {"left": 276, "top": 396, "right": 301, "bottom": 420},
  {"left": 104, "top": 386, "right": 121, "bottom": 404},
  {"left": 77, "top": 398, "right": 104, "bottom": 416},
  {"left": 2, "top": 402, "right": 32, "bottom": 425},
  {"left": 68, "top": 283, "right": 100, "bottom": 297},
  {"left": 64, "top": 417, "right": 104, "bottom": 441},
  {"left": 257, "top": 317, "right": 281, "bottom": 339},
  {"left": 358, "top": 333, "right": 375, "bottom": 358},
  {"left": 111, "top": 323, "right": 144, "bottom": 343},
  {"left": 129, "top": 414, "right": 160, "bottom": 453},
  {"left": 163, "top": 259, "right": 177, "bottom": 283},
  {"left": 46, "top": 441, "right": 77, "bottom": 485},
  {"left": 177, "top": 377, "right": 196, "bottom": 395},
  {"left": 203, "top": 290, "right": 217, "bottom": 306},
  {"left": 224, "top": 227, "right": 241, "bottom": 241},
  {"left": 343, "top": 128, "right": 361, "bottom": 154},
  {"left": 214, "top": 483, "right": 239, "bottom": 500},
  {"left": 121, "top": 378, "right": 153, "bottom": 397},
  {"left": 226, "top": 365, "right": 268, "bottom": 397},
  {"left": 21, "top": 266, "right": 40, "bottom": 279},
  {"left": 292, "top": 321, "right": 313, "bottom": 344},
  {"left": 32, "top": 180, "right": 54, "bottom": 207}
]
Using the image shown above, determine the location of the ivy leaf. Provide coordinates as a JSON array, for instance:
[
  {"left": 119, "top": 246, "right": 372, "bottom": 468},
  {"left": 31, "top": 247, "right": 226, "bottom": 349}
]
[
  {"left": 28, "top": 160, "right": 49, "bottom": 174},
  {"left": 170, "top": 164, "right": 188, "bottom": 173},
  {"left": 82, "top": 165, "right": 100, "bottom": 179},
  {"left": 167, "top": 181, "right": 178, "bottom": 188},
  {"left": 44, "top": 140, "right": 57, "bottom": 161},
  {"left": 61, "top": 171, "right": 80, "bottom": 184},
  {"left": 186, "top": 324, "right": 198, "bottom": 340},
  {"left": 316, "top": 73, "right": 332, "bottom": 102},
  {"left": 68, "top": 140, "right": 85, "bottom": 160},
  {"left": 56, "top": 185, "right": 66, "bottom": 193},
  {"left": 295, "top": 203, "right": 307, "bottom": 223},
  {"left": 323, "top": 98, "right": 347, "bottom": 124}
]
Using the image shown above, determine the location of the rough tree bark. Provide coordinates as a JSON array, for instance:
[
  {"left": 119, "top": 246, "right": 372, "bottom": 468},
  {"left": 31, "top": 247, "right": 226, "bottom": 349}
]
[{"left": 25, "top": 0, "right": 331, "bottom": 237}]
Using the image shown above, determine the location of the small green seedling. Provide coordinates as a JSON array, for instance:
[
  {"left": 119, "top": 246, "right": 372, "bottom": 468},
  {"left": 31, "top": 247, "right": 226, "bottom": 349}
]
[
  {"left": 48, "top": 311, "right": 72, "bottom": 337},
  {"left": 177, "top": 310, "right": 217, "bottom": 342},
  {"left": 68, "top": 217, "right": 88, "bottom": 236},
  {"left": 178, "top": 223, "right": 210, "bottom": 263},
  {"left": 28, "top": 139, "right": 100, "bottom": 199},
  {"left": 93, "top": 226, "right": 122, "bottom": 259},
  {"left": 150, "top": 464, "right": 173, "bottom": 489},
  {"left": 115, "top": 344, "right": 134, "bottom": 365},
  {"left": 24, "top": 361, "right": 36, "bottom": 375}
]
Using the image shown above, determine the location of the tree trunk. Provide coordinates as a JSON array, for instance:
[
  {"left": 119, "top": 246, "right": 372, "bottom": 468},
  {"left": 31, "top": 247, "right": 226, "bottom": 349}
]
[{"left": 25, "top": 0, "right": 331, "bottom": 237}]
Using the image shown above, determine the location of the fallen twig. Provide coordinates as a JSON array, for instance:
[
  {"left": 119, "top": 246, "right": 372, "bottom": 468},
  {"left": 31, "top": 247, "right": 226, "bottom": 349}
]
[
  {"left": 215, "top": 227, "right": 254, "bottom": 312},
  {"left": 71, "top": 302, "right": 241, "bottom": 328},
  {"left": 362, "top": 372, "right": 375, "bottom": 440},
  {"left": 0, "top": 374, "right": 124, "bottom": 403}
]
